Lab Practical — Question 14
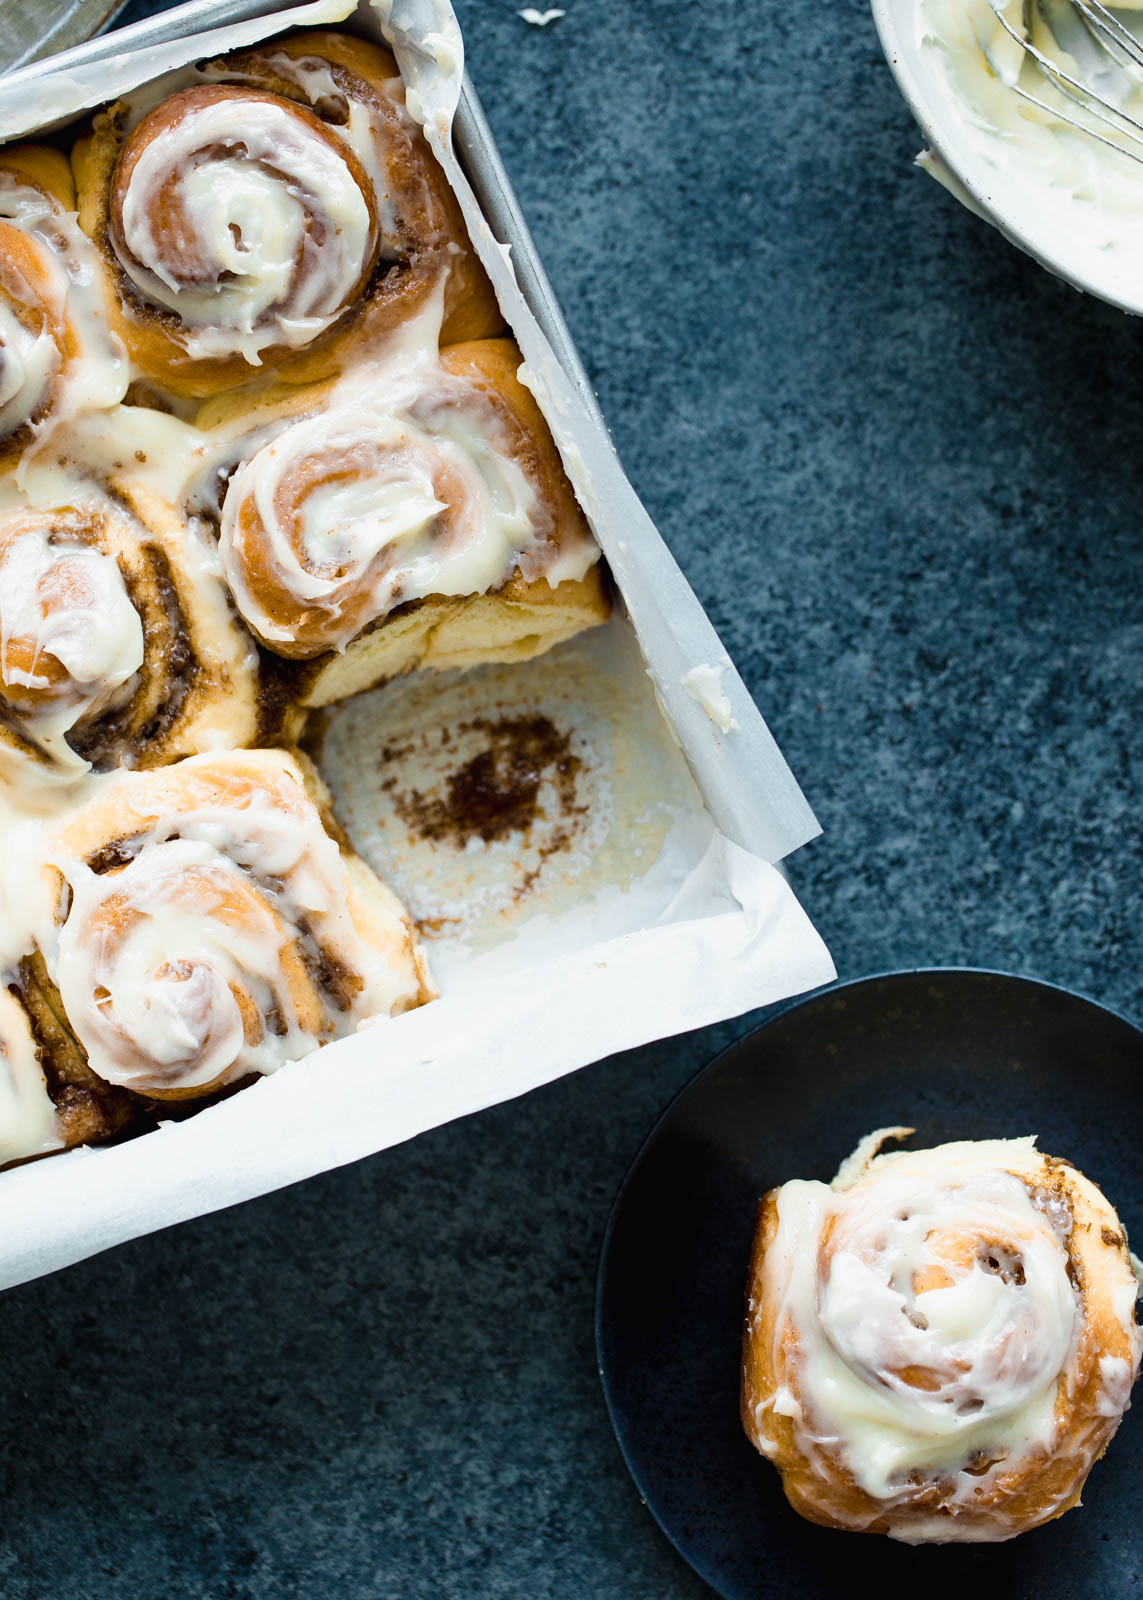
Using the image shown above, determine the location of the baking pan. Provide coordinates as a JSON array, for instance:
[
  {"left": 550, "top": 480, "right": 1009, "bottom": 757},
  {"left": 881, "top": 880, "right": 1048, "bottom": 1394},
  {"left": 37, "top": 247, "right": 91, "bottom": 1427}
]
[{"left": 0, "top": 0, "right": 835, "bottom": 1288}]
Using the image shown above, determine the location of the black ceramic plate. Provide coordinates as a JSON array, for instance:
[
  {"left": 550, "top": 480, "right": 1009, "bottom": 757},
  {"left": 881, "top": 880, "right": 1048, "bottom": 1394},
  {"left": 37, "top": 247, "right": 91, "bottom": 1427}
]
[{"left": 596, "top": 969, "right": 1143, "bottom": 1600}]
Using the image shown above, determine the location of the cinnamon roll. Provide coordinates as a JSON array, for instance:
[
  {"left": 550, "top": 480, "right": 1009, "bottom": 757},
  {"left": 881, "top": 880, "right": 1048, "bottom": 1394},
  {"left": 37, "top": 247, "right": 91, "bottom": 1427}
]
[
  {"left": 741, "top": 1130, "right": 1142, "bottom": 1543},
  {"left": 0, "top": 486, "right": 293, "bottom": 788},
  {"left": 0, "top": 144, "right": 125, "bottom": 468},
  {"left": 214, "top": 338, "right": 609, "bottom": 706},
  {"left": 72, "top": 31, "right": 501, "bottom": 398},
  {"left": 12, "top": 748, "right": 432, "bottom": 1107}
]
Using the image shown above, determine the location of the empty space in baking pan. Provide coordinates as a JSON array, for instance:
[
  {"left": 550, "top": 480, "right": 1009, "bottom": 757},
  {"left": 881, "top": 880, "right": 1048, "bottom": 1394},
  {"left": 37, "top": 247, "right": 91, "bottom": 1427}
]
[{"left": 320, "top": 616, "right": 711, "bottom": 981}]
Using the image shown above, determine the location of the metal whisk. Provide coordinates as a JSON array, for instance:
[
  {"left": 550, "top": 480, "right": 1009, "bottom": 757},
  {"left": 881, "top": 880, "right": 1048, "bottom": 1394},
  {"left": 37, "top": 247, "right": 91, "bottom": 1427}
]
[{"left": 987, "top": 0, "right": 1143, "bottom": 163}]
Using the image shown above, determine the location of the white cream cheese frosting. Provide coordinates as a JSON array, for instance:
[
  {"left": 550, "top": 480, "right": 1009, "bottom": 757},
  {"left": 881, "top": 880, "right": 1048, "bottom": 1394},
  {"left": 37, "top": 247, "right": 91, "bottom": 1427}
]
[
  {"left": 0, "top": 984, "right": 61, "bottom": 1165},
  {"left": 0, "top": 293, "right": 57, "bottom": 439},
  {"left": 54, "top": 834, "right": 312, "bottom": 1092},
  {"left": 113, "top": 95, "right": 377, "bottom": 364},
  {"left": 768, "top": 1157, "right": 1078, "bottom": 1499}
]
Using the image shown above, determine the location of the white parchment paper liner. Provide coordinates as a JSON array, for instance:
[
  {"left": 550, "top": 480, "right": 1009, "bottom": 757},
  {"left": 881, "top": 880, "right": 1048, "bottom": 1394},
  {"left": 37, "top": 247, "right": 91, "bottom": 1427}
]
[{"left": 0, "top": 0, "right": 835, "bottom": 1288}]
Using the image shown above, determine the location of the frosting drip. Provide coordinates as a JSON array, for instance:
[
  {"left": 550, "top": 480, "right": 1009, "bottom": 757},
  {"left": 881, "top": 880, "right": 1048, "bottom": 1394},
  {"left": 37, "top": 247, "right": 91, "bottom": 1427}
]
[
  {"left": 110, "top": 87, "right": 380, "bottom": 363},
  {"left": 0, "top": 285, "right": 56, "bottom": 436},
  {"left": 0, "top": 984, "right": 60, "bottom": 1164}
]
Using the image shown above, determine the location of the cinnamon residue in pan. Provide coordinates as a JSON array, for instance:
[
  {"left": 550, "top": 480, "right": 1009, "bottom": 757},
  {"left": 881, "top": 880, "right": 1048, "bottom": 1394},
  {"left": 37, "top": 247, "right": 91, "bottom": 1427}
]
[{"left": 381, "top": 714, "right": 584, "bottom": 847}]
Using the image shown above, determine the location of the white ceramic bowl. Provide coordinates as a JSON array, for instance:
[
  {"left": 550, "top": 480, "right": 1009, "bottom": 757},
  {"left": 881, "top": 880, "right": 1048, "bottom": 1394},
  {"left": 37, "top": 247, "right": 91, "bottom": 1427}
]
[{"left": 870, "top": 0, "right": 1143, "bottom": 316}]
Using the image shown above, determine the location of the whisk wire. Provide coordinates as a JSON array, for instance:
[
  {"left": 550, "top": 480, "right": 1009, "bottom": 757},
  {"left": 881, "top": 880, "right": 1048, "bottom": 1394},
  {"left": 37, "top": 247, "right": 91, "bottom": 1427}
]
[
  {"left": 987, "top": 0, "right": 1143, "bottom": 163},
  {"left": 1068, "top": 0, "right": 1143, "bottom": 72}
]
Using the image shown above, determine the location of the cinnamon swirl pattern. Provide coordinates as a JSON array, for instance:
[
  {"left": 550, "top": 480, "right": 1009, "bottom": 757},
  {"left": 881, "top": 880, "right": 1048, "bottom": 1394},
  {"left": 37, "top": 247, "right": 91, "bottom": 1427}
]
[
  {"left": 73, "top": 32, "right": 501, "bottom": 397},
  {"left": 12, "top": 749, "right": 432, "bottom": 1103},
  {"left": 217, "top": 338, "right": 607, "bottom": 704},
  {"left": 741, "top": 1131, "right": 1142, "bottom": 1543},
  {"left": 0, "top": 489, "right": 285, "bottom": 787},
  {"left": 0, "top": 145, "right": 125, "bottom": 466}
]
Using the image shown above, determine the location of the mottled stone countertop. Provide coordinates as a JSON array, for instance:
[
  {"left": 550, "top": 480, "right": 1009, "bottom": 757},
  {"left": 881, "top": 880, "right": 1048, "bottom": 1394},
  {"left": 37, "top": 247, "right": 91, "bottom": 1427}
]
[{"left": 5, "top": 1, "right": 1142, "bottom": 1595}]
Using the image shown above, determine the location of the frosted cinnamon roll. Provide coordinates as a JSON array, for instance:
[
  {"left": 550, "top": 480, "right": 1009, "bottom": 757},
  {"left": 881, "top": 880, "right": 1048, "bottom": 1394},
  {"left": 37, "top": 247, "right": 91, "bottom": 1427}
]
[
  {"left": 215, "top": 338, "right": 608, "bottom": 706},
  {"left": 14, "top": 749, "right": 432, "bottom": 1105},
  {"left": 0, "top": 145, "right": 125, "bottom": 468},
  {"left": 72, "top": 31, "right": 501, "bottom": 398},
  {"left": 741, "top": 1130, "right": 1142, "bottom": 1543},
  {"left": 0, "top": 487, "right": 291, "bottom": 788}
]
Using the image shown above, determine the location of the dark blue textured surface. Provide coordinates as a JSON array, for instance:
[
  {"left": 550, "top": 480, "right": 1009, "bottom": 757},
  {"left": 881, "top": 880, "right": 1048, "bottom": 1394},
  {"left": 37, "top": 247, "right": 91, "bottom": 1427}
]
[{"left": 4, "top": 0, "right": 1143, "bottom": 1595}]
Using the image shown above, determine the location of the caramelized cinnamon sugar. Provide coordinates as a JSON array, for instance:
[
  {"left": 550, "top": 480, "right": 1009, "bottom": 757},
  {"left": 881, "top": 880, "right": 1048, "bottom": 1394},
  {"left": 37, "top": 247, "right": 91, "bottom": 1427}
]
[
  {"left": 380, "top": 713, "right": 583, "bottom": 849},
  {"left": 85, "top": 834, "right": 145, "bottom": 874}
]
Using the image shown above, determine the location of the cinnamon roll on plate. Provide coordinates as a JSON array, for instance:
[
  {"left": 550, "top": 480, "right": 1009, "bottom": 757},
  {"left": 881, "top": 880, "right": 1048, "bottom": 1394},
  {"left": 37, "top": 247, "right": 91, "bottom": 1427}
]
[
  {"left": 596, "top": 971, "right": 1143, "bottom": 1593},
  {"left": 742, "top": 1130, "right": 1142, "bottom": 1543},
  {"left": 72, "top": 32, "right": 502, "bottom": 398},
  {"left": 212, "top": 338, "right": 609, "bottom": 705},
  {"left": 0, "top": 487, "right": 295, "bottom": 789},
  {"left": 4, "top": 748, "right": 432, "bottom": 1146}
]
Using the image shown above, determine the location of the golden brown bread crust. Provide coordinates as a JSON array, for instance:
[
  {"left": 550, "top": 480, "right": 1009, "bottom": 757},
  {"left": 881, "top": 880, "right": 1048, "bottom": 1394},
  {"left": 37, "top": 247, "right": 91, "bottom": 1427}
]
[
  {"left": 72, "top": 31, "right": 502, "bottom": 399},
  {"left": 283, "top": 569, "right": 611, "bottom": 707},
  {"left": 741, "top": 1142, "right": 1142, "bottom": 1542}
]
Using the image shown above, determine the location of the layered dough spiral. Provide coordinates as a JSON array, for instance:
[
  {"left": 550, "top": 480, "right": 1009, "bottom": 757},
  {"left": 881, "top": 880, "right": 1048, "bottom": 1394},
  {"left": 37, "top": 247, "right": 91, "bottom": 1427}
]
[
  {"left": 73, "top": 32, "right": 502, "bottom": 397},
  {"left": 0, "top": 144, "right": 125, "bottom": 466},
  {"left": 214, "top": 338, "right": 608, "bottom": 704},
  {"left": 741, "top": 1130, "right": 1142, "bottom": 1543},
  {"left": 0, "top": 488, "right": 290, "bottom": 787},
  {"left": 9, "top": 749, "right": 432, "bottom": 1112}
]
